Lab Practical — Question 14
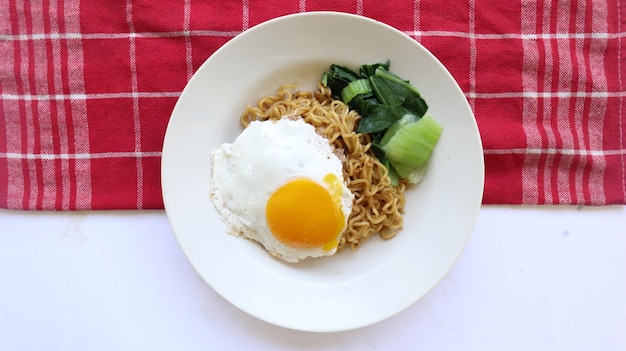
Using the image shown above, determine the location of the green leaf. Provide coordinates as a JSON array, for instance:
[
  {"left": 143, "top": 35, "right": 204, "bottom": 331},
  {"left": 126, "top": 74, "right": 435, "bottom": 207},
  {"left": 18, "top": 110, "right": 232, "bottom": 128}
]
[
  {"left": 387, "top": 163, "right": 400, "bottom": 187},
  {"left": 374, "top": 67, "right": 421, "bottom": 96},
  {"left": 356, "top": 104, "right": 406, "bottom": 133},
  {"left": 359, "top": 60, "right": 391, "bottom": 78},
  {"left": 348, "top": 95, "right": 373, "bottom": 116},
  {"left": 371, "top": 142, "right": 387, "bottom": 163},
  {"left": 368, "top": 75, "right": 408, "bottom": 107},
  {"left": 401, "top": 94, "right": 428, "bottom": 118},
  {"left": 321, "top": 64, "right": 360, "bottom": 97}
]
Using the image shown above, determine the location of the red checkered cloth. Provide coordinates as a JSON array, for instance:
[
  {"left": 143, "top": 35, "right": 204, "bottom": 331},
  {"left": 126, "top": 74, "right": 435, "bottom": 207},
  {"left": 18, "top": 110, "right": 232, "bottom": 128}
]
[{"left": 1, "top": 0, "right": 625, "bottom": 210}]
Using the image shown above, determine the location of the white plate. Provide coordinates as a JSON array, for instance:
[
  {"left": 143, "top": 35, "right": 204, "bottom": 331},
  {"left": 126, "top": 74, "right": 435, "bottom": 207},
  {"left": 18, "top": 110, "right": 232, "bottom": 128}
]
[{"left": 162, "top": 12, "right": 484, "bottom": 332}]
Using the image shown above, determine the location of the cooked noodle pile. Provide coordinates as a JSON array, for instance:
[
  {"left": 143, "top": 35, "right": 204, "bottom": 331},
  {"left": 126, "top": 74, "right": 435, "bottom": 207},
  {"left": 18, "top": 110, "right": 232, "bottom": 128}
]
[{"left": 240, "top": 83, "right": 406, "bottom": 251}]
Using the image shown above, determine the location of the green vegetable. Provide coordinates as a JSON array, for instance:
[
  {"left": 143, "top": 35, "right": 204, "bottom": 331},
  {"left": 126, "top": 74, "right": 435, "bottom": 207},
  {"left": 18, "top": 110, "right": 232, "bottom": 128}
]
[
  {"left": 386, "top": 160, "right": 401, "bottom": 187},
  {"left": 357, "top": 104, "right": 406, "bottom": 133},
  {"left": 379, "top": 114, "right": 417, "bottom": 146},
  {"left": 341, "top": 79, "right": 372, "bottom": 104},
  {"left": 380, "top": 114, "right": 442, "bottom": 184},
  {"left": 368, "top": 75, "right": 404, "bottom": 106},
  {"left": 359, "top": 60, "right": 391, "bottom": 77},
  {"left": 373, "top": 67, "right": 421, "bottom": 97},
  {"left": 394, "top": 163, "right": 428, "bottom": 184},
  {"left": 382, "top": 114, "right": 443, "bottom": 167},
  {"left": 321, "top": 61, "right": 443, "bottom": 185},
  {"left": 321, "top": 64, "right": 360, "bottom": 97}
]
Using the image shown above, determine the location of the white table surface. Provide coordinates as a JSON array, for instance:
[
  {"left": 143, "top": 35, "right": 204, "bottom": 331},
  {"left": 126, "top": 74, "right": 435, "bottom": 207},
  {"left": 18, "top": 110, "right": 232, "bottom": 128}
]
[{"left": 1, "top": 205, "right": 625, "bottom": 350}]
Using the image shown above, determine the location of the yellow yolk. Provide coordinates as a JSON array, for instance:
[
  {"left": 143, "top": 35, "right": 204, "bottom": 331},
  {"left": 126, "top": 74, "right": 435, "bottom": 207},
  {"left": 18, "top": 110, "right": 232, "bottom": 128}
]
[{"left": 266, "top": 177, "right": 345, "bottom": 250}]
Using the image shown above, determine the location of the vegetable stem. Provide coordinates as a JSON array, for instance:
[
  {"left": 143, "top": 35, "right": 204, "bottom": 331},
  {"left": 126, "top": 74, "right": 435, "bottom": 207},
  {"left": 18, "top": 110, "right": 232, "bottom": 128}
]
[{"left": 341, "top": 79, "right": 372, "bottom": 104}]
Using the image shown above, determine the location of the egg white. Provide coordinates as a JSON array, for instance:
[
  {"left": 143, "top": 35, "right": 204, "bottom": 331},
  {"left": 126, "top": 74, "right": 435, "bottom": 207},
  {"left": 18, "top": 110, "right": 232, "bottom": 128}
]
[{"left": 210, "top": 118, "right": 354, "bottom": 262}]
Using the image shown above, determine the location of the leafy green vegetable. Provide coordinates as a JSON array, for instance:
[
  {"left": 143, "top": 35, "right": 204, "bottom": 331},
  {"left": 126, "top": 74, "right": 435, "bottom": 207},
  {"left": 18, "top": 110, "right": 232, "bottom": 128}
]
[
  {"left": 357, "top": 104, "right": 406, "bottom": 133},
  {"left": 379, "top": 114, "right": 417, "bottom": 146},
  {"left": 401, "top": 94, "right": 429, "bottom": 117},
  {"left": 382, "top": 114, "right": 443, "bottom": 167},
  {"left": 388, "top": 158, "right": 417, "bottom": 178},
  {"left": 341, "top": 79, "right": 372, "bottom": 104},
  {"left": 349, "top": 72, "right": 429, "bottom": 134},
  {"left": 321, "top": 61, "right": 442, "bottom": 185},
  {"left": 359, "top": 60, "right": 391, "bottom": 78},
  {"left": 386, "top": 160, "right": 401, "bottom": 186},
  {"left": 368, "top": 75, "right": 406, "bottom": 106},
  {"left": 397, "top": 163, "right": 428, "bottom": 184},
  {"left": 373, "top": 66, "right": 421, "bottom": 96},
  {"left": 321, "top": 64, "right": 360, "bottom": 97}
]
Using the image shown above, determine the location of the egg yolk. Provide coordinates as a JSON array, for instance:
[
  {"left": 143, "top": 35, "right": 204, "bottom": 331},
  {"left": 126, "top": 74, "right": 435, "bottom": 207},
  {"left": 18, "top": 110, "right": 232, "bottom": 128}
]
[{"left": 266, "top": 177, "right": 345, "bottom": 250}]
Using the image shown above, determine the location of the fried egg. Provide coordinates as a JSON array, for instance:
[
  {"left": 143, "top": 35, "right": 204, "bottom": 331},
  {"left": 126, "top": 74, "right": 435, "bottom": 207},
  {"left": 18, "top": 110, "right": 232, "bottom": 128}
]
[{"left": 210, "top": 118, "right": 354, "bottom": 262}]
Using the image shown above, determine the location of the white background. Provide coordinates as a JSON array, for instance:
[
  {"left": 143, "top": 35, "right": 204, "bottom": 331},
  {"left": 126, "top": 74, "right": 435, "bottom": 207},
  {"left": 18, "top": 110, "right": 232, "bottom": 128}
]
[{"left": 1, "top": 205, "right": 625, "bottom": 350}]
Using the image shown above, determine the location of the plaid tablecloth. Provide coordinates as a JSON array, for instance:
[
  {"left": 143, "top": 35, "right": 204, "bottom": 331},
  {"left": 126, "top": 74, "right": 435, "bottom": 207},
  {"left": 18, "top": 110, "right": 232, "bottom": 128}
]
[{"left": 1, "top": 0, "right": 624, "bottom": 210}]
